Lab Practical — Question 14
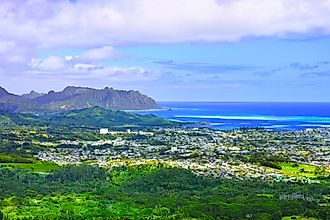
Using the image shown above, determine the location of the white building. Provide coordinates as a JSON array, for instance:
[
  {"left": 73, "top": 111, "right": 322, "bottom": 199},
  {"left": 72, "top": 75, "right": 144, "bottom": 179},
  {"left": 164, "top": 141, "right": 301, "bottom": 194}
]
[
  {"left": 171, "top": 147, "right": 178, "bottom": 152},
  {"left": 100, "top": 128, "right": 109, "bottom": 134}
]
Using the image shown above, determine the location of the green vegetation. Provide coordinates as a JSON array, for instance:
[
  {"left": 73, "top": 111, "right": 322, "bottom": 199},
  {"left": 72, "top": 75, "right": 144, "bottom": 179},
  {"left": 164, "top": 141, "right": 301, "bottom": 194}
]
[
  {"left": 282, "top": 216, "right": 318, "bottom": 220},
  {"left": 0, "top": 106, "right": 175, "bottom": 129},
  {"left": 277, "top": 162, "right": 330, "bottom": 178},
  {"left": 247, "top": 156, "right": 330, "bottom": 179},
  {"left": 0, "top": 154, "right": 33, "bottom": 163},
  {"left": 0, "top": 165, "right": 329, "bottom": 219},
  {"left": 1, "top": 109, "right": 330, "bottom": 219},
  {"left": 260, "top": 160, "right": 283, "bottom": 170},
  {"left": 0, "top": 115, "right": 14, "bottom": 127},
  {"left": 0, "top": 162, "right": 60, "bottom": 173}
]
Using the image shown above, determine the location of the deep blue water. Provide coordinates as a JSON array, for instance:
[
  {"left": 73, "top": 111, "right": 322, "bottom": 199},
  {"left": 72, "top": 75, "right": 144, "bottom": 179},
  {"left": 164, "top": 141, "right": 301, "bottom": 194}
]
[{"left": 133, "top": 102, "right": 330, "bottom": 130}]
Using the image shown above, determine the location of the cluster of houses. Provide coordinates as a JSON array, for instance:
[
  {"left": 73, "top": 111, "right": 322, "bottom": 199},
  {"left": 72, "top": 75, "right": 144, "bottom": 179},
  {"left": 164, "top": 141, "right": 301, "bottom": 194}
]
[
  {"left": 99, "top": 128, "right": 153, "bottom": 136},
  {"left": 35, "top": 127, "right": 330, "bottom": 183}
]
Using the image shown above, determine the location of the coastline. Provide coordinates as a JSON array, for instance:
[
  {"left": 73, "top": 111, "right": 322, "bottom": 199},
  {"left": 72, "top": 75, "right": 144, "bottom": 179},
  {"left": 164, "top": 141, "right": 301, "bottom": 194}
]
[{"left": 132, "top": 102, "right": 330, "bottom": 131}]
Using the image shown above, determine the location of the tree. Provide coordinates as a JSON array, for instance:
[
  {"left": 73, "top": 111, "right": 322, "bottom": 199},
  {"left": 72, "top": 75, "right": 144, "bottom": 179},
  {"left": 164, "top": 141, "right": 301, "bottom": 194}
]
[{"left": 314, "top": 166, "right": 321, "bottom": 175}]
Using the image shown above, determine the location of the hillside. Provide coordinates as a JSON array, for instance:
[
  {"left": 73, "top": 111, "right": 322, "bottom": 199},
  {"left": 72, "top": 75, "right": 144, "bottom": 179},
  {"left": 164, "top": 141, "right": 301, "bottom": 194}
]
[
  {"left": 0, "top": 87, "right": 42, "bottom": 113},
  {"left": 1, "top": 107, "right": 174, "bottom": 129},
  {"left": 0, "top": 87, "right": 10, "bottom": 97}
]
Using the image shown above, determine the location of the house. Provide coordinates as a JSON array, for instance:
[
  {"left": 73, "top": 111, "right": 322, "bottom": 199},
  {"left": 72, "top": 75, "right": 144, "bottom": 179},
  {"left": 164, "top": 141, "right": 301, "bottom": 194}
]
[{"left": 100, "top": 128, "right": 109, "bottom": 134}]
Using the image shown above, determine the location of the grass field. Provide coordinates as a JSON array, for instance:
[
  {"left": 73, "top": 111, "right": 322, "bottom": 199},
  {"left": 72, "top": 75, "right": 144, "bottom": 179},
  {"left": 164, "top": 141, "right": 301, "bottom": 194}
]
[
  {"left": 282, "top": 216, "right": 318, "bottom": 220},
  {"left": 0, "top": 162, "right": 60, "bottom": 173},
  {"left": 277, "top": 162, "right": 329, "bottom": 178}
]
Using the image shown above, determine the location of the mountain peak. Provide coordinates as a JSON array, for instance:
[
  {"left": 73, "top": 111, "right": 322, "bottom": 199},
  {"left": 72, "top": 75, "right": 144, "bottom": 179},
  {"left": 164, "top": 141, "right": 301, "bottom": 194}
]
[
  {"left": 103, "top": 86, "right": 114, "bottom": 91},
  {"left": 64, "top": 86, "right": 86, "bottom": 90},
  {"left": 22, "top": 90, "right": 45, "bottom": 99},
  {"left": 62, "top": 86, "right": 95, "bottom": 94},
  {"left": 0, "top": 87, "right": 10, "bottom": 98}
]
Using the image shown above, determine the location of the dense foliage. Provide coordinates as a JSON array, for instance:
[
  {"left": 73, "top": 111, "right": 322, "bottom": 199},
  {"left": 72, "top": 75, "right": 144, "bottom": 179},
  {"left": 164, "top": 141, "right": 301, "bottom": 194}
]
[
  {"left": 0, "top": 107, "right": 175, "bottom": 129},
  {"left": 0, "top": 154, "right": 33, "bottom": 163},
  {"left": 0, "top": 111, "right": 329, "bottom": 219},
  {"left": 0, "top": 165, "right": 329, "bottom": 219}
]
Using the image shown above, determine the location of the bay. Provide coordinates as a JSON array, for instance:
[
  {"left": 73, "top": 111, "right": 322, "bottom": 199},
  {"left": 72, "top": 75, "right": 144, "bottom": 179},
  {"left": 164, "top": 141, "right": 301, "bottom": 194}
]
[{"left": 132, "top": 102, "right": 330, "bottom": 130}]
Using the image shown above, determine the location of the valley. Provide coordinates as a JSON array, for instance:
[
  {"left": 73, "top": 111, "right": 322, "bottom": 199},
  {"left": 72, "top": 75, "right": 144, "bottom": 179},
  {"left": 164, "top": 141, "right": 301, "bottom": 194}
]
[{"left": 0, "top": 108, "right": 329, "bottom": 219}]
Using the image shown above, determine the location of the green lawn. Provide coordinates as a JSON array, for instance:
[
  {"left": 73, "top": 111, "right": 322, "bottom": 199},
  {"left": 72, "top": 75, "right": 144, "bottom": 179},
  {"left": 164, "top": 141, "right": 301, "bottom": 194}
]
[
  {"left": 277, "top": 162, "right": 329, "bottom": 178},
  {"left": 0, "top": 162, "right": 60, "bottom": 173},
  {"left": 282, "top": 216, "right": 318, "bottom": 220}
]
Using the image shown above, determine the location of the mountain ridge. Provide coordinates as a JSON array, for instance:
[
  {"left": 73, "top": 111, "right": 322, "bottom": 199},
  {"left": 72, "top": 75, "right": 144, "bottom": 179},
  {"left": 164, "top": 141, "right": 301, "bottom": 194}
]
[
  {"left": 0, "top": 87, "right": 10, "bottom": 98},
  {"left": 0, "top": 86, "right": 159, "bottom": 113},
  {"left": 22, "top": 90, "right": 45, "bottom": 99}
]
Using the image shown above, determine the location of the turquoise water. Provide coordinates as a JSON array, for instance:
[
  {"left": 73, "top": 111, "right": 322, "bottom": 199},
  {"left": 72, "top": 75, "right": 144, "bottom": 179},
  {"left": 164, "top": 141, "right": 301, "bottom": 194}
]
[{"left": 133, "top": 102, "right": 330, "bottom": 130}]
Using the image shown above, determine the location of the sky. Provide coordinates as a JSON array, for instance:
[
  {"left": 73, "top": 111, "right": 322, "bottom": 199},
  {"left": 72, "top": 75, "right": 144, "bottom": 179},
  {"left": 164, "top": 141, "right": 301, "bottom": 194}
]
[{"left": 0, "top": 0, "right": 330, "bottom": 101}]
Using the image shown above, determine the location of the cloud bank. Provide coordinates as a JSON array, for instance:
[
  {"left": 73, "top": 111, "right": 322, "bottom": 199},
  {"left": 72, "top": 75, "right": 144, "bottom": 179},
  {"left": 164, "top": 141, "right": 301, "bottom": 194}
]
[
  {"left": 1, "top": 0, "right": 329, "bottom": 66},
  {"left": 1, "top": 0, "right": 330, "bottom": 99},
  {"left": 1, "top": 0, "right": 330, "bottom": 49}
]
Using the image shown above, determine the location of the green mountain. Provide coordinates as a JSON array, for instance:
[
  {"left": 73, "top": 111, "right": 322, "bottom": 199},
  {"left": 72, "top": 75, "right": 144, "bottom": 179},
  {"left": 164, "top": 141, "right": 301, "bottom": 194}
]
[{"left": 1, "top": 106, "right": 175, "bottom": 129}]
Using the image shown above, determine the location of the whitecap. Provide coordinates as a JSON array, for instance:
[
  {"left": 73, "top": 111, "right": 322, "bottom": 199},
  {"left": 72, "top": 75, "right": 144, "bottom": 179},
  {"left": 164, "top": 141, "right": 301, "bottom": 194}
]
[{"left": 174, "top": 114, "right": 330, "bottom": 123}]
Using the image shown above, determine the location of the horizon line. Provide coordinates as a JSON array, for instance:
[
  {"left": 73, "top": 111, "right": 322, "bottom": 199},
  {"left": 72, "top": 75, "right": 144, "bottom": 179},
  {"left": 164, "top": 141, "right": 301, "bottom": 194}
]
[{"left": 156, "top": 101, "right": 330, "bottom": 103}]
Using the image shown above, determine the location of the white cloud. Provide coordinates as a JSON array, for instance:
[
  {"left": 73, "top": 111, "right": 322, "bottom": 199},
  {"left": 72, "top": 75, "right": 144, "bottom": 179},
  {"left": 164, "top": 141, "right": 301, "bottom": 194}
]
[
  {"left": 73, "top": 63, "right": 98, "bottom": 71},
  {"left": 31, "top": 56, "right": 68, "bottom": 71},
  {"left": 28, "top": 46, "right": 118, "bottom": 74},
  {"left": 1, "top": 0, "right": 330, "bottom": 89},
  {"left": 92, "top": 66, "right": 159, "bottom": 81},
  {"left": 0, "top": 0, "right": 329, "bottom": 67},
  {"left": 0, "top": 0, "right": 329, "bottom": 50},
  {"left": 78, "top": 46, "right": 116, "bottom": 62},
  {"left": 28, "top": 55, "right": 159, "bottom": 82}
]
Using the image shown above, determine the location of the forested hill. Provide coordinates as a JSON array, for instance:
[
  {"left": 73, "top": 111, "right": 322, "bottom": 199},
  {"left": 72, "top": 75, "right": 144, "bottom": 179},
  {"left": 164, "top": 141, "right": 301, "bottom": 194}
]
[{"left": 0, "top": 106, "right": 175, "bottom": 129}]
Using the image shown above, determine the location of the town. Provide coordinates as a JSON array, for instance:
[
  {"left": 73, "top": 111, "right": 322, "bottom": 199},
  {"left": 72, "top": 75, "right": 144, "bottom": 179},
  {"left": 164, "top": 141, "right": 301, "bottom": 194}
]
[
  {"left": 1, "top": 123, "right": 330, "bottom": 219},
  {"left": 30, "top": 127, "right": 330, "bottom": 183}
]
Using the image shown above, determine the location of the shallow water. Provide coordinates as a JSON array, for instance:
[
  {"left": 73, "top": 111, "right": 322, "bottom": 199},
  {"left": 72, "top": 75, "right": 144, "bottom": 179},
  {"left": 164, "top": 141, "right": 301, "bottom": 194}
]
[{"left": 133, "top": 102, "right": 330, "bottom": 130}]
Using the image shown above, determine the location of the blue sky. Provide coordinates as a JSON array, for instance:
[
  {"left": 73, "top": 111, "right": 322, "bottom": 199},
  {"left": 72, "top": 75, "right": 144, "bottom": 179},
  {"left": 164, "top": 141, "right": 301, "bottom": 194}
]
[{"left": 0, "top": 0, "right": 330, "bottom": 101}]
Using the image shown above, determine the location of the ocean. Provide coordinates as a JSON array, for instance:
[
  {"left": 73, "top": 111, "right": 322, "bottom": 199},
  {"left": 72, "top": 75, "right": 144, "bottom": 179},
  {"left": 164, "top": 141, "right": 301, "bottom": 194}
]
[{"left": 133, "top": 102, "right": 330, "bottom": 130}]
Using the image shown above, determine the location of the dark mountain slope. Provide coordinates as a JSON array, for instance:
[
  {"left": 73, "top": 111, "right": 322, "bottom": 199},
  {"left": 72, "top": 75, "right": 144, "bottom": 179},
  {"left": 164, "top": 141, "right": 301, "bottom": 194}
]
[
  {"left": 0, "top": 87, "right": 41, "bottom": 113},
  {"left": 0, "top": 86, "right": 159, "bottom": 113},
  {"left": 22, "top": 90, "right": 45, "bottom": 99},
  {"left": 33, "top": 86, "right": 159, "bottom": 111},
  {"left": 0, "top": 87, "right": 10, "bottom": 98}
]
